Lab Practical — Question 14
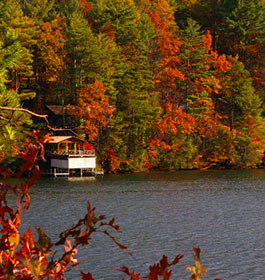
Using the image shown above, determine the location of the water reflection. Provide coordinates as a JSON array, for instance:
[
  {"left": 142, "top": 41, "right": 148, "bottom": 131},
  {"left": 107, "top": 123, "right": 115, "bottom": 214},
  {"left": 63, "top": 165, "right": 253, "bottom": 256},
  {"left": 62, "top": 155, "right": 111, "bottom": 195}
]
[{"left": 16, "top": 169, "right": 265, "bottom": 279}]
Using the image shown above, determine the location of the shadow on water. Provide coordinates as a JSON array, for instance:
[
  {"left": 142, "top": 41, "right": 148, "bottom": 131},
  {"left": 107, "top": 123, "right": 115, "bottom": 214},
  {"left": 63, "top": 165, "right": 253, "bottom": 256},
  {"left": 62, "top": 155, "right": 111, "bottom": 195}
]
[{"left": 13, "top": 169, "right": 265, "bottom": 279}]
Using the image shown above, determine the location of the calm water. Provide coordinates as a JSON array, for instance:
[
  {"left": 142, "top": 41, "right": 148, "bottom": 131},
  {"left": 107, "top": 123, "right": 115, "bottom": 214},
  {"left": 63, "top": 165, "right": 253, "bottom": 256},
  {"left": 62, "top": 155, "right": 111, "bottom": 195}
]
[{"left": 16, "top": 169, "right": 265, "bottom": 279}]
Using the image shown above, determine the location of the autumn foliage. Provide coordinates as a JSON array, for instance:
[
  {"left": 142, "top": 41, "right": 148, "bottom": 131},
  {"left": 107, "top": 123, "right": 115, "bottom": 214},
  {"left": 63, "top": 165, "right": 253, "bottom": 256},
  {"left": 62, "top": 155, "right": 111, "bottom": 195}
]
[
  {"left": 1, "top": 0, "right": 265, "bottom": 172},
  {"left": 76, "top": 80, "right": 113, "bottom": 141}
]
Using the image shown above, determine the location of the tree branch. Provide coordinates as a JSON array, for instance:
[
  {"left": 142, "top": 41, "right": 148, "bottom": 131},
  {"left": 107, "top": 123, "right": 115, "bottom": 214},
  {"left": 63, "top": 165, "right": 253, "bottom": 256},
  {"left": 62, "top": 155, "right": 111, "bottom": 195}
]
[
  {"left": 0, "top": 106, "right": 79, "bottom": 136},
  {"left": 0, "top": 106, "right": 49, "bottom": 120}
]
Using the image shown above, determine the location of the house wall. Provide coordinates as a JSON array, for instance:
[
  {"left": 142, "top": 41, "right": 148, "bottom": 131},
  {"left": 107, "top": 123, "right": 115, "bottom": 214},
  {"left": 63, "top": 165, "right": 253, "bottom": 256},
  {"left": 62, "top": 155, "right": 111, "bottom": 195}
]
[
  {"left": 51, "top": 158, "right": 68, "bottom": 169},
  {"left": 69, "top": 157, "right": 96, "bottom": 169},
  {"left": 50, "top": 156, "right": 96, "bottom": 169}
]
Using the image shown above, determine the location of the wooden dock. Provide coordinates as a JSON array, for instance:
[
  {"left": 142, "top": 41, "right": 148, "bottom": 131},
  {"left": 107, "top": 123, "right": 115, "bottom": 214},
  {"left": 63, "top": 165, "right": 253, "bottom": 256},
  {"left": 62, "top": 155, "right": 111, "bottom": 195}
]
[
  {"left": 95, "top": 169, "right": 104, "bottom": 175},
  {"left": 53, "top": 169, "right": 70, "bottom": 177},
  {"left": 43, "top": 168, "right": 104, "bottom": 177}
]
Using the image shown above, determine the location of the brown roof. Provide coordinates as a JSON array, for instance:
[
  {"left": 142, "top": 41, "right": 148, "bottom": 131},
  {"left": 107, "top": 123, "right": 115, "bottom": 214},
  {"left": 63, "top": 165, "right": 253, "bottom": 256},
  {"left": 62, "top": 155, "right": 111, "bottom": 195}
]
[
  {"left": 48, "top": 136, "right": 85, "bottom": 144},
  {"left": 46, "top": 105, "right": 77, "bottom": 116}
]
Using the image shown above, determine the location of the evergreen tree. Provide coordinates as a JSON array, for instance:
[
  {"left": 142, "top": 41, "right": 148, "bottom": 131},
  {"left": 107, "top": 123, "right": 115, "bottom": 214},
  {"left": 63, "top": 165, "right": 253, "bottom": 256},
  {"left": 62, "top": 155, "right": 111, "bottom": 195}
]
[
  {"left": 216, "top": 0, "right": 265, "bottom": 97},
  {"left": 18, "top": 0, "right": 60, "bottom": 105},
  {"left": 63, "top": 8, "right": 89, "bottom": 103},
  {"left": 80, "top": 33, "right": 119, "bottom": 104},
  {"left": 89, "top": 0, "right": 160, "bottom": 171},
  {"left": 0, "top": 29, "right": 32, "bottom": 162},
  {"left": 0, "top": 0, "right": 36, "bottom": 93},
  {"left": 216, "top": 55, "right": 265, "bottom": 167},
  {"left": 20, "top": 0, "right": 55, "bottom": 24},
  {"left": 175, "top": 19, "right": 228, "bottom": 168},
  {"left": 177, "top": 18, "right": 215, "bottom": 117},
  {"left": 181, "top": 0, "right": 223, "bottom": 51},
  {"left": 216, "top": 0, "right": 265, "bottom": 56}
]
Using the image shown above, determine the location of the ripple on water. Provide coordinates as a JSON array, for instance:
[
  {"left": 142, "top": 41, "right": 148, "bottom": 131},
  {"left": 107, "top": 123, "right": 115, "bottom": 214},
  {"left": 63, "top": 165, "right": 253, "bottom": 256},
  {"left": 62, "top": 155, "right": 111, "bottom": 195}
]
[{"left": 14, "top": 169, "right": 265, "bottom": 279}]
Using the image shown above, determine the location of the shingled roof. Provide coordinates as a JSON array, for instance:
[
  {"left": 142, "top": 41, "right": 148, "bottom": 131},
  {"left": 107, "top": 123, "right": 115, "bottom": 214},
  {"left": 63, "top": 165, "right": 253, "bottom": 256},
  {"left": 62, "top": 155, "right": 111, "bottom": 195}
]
[{"left": 46, "top": 105, "right": 77, "bottom": 116}]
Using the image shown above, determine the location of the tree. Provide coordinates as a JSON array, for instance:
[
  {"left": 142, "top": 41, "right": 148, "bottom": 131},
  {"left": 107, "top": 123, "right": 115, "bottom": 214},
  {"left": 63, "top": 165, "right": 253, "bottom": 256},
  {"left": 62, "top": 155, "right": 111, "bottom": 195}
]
[
  {"left": 76, "top": 80, "right": 113, "bottom": 142},
  {"left": 0, "top": 0, "right": 36, "bottom": 93},
  {"left": 148, "top": 104, "right": 197, "bottom": 170},
  {"left": 176, "top": 19, "right": 216, "bottom": 116},
  {"left": 20, "top": 0, "right": 55, "bottom": 25},
  {"left": 216, "top": 55, "right": 265, "bottom": 167},
  {"left": 89, "top": 0, "right": 160, "bottom": 171},
  {"left": 215, "top": 0, "right": 265, "bottom": 97},
  {"left": 149, "top": 2, "right": 184, "bottom": 107},
  {"left": 79, "top": 32, "right": 119, "bottom": 105},
  {"left": 0, "top": 30, "right": 32, "bottom": 163},
  {"left": 37, "top": 15, "right": 66, "bottom": 104},
  {"left": 62, "top": 0, "right": 98, "bottom": 103}
]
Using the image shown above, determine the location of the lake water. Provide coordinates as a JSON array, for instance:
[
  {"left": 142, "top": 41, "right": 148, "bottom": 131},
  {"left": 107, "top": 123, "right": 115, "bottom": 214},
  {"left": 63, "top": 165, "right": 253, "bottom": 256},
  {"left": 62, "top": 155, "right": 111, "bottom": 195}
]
[{"left": 17, "top": 169, "right": 265, "bottom": 279}]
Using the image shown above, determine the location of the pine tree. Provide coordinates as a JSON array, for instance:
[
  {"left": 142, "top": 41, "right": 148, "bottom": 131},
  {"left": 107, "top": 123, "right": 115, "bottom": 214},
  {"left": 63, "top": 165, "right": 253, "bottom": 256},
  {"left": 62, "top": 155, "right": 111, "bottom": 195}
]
[
  {"left": 216, "top": 0, "right": 265, "bottom": 95},
  {"left": 20, "top": 0, "right": 55, "bottom": 25},
  {"left": 175, "top": 19, "right": 228, "bottom": 168},
  {"left": 216, "top": 55, "right": 265, "bottom": 167},
  {"left": 89, "top": 0, "right": 160, "bottom": 171},
  {"left": 0, "top": 29, "right": 32, "bottom": 162},
  {"left": 177, "top": 18, "right": 215, "bottom": 117},
  {"left": 0, "top": 0, "right": 36, "bottom": 93},
  {"left": 62, "top": 1, "right": 92, "bottom": 103}
]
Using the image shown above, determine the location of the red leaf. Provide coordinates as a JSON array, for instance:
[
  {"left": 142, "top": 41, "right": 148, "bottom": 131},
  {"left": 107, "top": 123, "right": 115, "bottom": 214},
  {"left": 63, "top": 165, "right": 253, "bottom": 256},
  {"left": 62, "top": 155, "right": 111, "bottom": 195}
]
[
  {"left": 114, "top": 266, "right": 131, "bottom": 275},
  {"left": 130, "top": 271, "right": 141, "bottom": 280},
  {"left": 81, "top": 271, "right": 95, "bottom": 280},
  {"left": 114, "top": 266, "right": 140, "bottom": 280}
]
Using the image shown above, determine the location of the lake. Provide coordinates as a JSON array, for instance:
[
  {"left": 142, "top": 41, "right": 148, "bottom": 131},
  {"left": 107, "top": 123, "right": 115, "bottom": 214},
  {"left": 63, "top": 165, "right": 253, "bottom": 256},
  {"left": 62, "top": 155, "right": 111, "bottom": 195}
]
[{"left": 18, "top": 169, "right": 265, "bottom": 279}]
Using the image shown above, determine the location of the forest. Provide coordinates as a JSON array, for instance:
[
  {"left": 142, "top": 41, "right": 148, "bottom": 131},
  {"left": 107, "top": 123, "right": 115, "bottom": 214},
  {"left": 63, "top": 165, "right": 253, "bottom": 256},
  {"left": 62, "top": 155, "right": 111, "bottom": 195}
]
[{"left": 1, "top": 0, "right": 265, "bottom": 172}]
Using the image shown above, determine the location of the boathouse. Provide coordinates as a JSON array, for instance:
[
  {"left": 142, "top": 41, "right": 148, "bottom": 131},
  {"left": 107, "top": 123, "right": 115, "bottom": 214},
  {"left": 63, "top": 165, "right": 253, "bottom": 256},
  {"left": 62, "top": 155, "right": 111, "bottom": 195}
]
[
  {"left": 46, "top": 105, "right": 76, "bottom": 128},
  {"left": 45, "top": 136, "right": 96, "bottom": 177}
]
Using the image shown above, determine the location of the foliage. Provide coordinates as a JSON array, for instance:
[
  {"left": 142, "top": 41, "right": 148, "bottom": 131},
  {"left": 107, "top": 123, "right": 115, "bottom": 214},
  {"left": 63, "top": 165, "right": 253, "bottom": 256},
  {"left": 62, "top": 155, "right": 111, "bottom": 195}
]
[
  {"left": 76, "top": 80, "right": 113, "bottom": 142},
  {"left": 38, "top": 15, "right": 66, "bottom": 82},
  {"left": 148, "top": 104, "right": 197, "bottom": 170},
  {"left": 215, "top": 55, "right": 265, "bottom": 167},
  {"left": 0, "top": 28, "right": 32, "bottom": 163},
  {"left": 1, "top": 0, "right": 265, "bottom": 171}
]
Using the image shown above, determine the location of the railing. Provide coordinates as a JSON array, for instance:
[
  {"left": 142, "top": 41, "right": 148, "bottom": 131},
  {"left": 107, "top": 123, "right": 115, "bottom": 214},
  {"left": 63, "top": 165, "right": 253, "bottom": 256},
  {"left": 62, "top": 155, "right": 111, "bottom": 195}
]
[{"left": 49, "top": 150, "right": 95, "bottom": 156}]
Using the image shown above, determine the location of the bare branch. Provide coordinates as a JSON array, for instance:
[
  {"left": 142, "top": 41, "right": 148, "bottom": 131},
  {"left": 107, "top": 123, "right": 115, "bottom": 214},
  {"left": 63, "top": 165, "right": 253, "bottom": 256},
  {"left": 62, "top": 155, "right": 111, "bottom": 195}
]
[
  {"left": 0, "top": 106, "right": 49, "bottom": 120},
  {"left": 0, "top": 115, "right": 9, "bottom": 122},
  {"left": 0, "top": 106, "right": 79, "bottom": 136}
]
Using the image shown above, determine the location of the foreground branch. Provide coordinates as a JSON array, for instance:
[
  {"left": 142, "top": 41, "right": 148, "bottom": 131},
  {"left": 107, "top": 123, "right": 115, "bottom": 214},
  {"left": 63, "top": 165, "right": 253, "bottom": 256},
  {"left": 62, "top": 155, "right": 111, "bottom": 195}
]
[
  {"left": 0, "top": 106, "right": 79, "bottom": 136},
  {"left": 0, "top": 105, "right": 49, "bottom": 120}
]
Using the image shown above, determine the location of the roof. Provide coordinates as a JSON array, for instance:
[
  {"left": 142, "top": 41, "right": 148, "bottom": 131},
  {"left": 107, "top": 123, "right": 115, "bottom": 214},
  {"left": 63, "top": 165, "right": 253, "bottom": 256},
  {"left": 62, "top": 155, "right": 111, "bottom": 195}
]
[
  {"left": 48, "top": 136, "right": 85, "bottom": 144},
  {"left": 46, "top": 105, "right": 77, "bottom": 116}
]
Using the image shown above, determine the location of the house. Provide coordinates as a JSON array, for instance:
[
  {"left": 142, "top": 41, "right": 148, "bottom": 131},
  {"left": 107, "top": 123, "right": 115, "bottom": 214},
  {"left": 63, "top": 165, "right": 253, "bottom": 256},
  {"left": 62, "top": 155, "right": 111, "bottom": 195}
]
[
  {"left": 45, "top": 136, "right": 97, "bottom": 177},
  {"left": 46, "top": 105, "right": 77, "bottom": 128}
]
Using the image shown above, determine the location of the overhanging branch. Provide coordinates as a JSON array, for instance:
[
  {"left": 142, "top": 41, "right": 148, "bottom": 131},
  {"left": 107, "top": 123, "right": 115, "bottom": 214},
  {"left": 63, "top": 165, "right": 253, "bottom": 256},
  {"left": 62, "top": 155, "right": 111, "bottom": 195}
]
[
  {"left": 0, "top": 106, "right": 79, "bottom": 136},
  {"left": 0, "top": 106, "right": 49, "bottom": 120}
]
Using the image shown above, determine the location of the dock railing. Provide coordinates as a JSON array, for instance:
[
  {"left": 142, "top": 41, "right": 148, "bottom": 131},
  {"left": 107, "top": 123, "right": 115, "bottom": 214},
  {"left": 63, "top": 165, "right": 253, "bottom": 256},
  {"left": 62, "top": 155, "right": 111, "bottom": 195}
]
[{"left": 49, "top": 150, "right": 96, "bottom": 156}]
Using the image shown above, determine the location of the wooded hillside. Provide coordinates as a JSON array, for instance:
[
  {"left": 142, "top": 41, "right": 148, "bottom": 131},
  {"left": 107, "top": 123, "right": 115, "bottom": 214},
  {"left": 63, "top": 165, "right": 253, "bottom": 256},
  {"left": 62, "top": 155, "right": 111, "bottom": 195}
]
[{"left": 1, "top": 0, "right": 265, "bottom": 172}]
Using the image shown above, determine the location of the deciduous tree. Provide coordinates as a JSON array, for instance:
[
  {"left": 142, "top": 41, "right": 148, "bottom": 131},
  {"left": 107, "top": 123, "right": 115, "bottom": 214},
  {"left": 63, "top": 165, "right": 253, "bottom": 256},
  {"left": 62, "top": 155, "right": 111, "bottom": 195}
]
[{"left": 76, "top": 80, "right": 113, "bottom": 142}]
